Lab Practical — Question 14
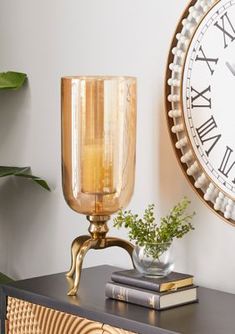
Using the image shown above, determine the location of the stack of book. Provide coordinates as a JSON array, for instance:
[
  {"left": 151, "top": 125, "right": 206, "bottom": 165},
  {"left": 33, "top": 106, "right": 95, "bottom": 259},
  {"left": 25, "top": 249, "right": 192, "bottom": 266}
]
[{"left": 105, "top": 269, "right": 198, "bottom": 311}]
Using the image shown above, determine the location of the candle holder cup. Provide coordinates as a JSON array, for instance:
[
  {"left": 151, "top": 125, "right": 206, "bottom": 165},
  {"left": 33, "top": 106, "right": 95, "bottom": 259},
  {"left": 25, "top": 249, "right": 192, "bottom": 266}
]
[{"left": 61, "top": 76, "right": 137, "bottom": 296}]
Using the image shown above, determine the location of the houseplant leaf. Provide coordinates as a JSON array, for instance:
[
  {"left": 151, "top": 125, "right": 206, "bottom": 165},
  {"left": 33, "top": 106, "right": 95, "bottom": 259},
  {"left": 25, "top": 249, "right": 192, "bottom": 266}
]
[
  {"left": 0, "top": 71, "right": 27, "bottom": 90},
  {"left": 0, "top": 71, "right": 50, "bottom": 282},
  {"left": 0, "top": 272, "right": 13, "bottom": 284},
  {"left": 0, "top": 166, "right": 51, "bottom": 191}
]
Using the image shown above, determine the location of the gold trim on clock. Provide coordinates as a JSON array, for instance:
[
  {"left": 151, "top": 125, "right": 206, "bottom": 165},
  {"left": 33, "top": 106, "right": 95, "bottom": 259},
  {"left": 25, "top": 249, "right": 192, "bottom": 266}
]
[{"left": 165, "top": 0, "right": 235, "bottom": 225}]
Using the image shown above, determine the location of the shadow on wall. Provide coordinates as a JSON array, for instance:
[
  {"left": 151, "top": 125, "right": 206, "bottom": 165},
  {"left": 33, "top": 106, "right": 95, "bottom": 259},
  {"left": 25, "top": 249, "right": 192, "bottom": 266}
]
[
  {"left": 157, "top": 99, "right": 187, "bottom": 203},
  {"left": 0, "top": 177, "right": 54, "bottom": 279},
  {"left": 156, "top": 98, "right": 189, "bottom": 272},
  {"left": 0, "top": 83, "right": 31, "bottom": 156}
]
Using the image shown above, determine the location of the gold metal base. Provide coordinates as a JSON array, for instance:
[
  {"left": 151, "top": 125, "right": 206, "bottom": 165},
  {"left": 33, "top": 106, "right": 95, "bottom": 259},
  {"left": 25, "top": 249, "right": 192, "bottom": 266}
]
[{"left": 66, "top": 216, "right": 134, "bottom": 296}]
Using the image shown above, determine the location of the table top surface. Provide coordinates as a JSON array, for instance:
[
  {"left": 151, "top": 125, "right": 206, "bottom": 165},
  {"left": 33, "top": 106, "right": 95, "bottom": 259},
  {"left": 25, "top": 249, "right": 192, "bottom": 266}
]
[{"left": 1, "top": 265, "right": 235, "bottom": 334}]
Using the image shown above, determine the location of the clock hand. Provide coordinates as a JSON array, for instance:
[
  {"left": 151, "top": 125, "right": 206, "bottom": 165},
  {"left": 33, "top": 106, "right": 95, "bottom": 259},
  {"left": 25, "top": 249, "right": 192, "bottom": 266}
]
[{"left": 225, "top": 61, "right": 235, "bottom": 76}]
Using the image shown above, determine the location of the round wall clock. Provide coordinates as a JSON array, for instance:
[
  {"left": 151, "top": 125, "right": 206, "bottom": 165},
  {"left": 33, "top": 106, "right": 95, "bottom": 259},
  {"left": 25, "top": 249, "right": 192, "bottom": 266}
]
[{"left": 165, "top": 0, "right": 235, "bottom": 225}]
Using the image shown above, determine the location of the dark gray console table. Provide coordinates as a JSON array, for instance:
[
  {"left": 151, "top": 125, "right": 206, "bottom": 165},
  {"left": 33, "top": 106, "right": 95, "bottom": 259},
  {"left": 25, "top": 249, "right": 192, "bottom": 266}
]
[{"left": 1, "top": 265, "right": 235, "bottom": 334}]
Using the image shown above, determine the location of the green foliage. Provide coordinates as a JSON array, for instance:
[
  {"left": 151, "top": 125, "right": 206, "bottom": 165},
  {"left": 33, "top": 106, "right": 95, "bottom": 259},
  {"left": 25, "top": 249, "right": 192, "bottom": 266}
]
[
  {"left": 114, "top": 198, "right": 195, "bottom": 259},
  {"left": 0, "top": 72, "right": 50, "bottom": 281},
  {"left": 0, "top": 71, "right": 27, "bottom": 89},
  {"left": 0, "top": 71, "right": 50, "bottom": 191},
  {"left": 0, "top": 272, "right": 14, "bottom": 284},
  {"left": 0, "top": 166, "right": 50, "bottom": 191}
]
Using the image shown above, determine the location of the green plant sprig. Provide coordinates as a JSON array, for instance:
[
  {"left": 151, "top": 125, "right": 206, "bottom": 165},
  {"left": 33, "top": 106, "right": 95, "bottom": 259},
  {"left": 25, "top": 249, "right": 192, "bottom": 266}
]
[{"left": 114, "top": 197, "right": 195, "bottom": 258}]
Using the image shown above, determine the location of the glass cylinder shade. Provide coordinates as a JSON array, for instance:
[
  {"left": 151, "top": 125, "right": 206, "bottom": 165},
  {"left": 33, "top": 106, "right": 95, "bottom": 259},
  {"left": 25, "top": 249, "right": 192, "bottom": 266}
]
[{"left": 61, "top": 76, "right": 136, "bottom": 216}]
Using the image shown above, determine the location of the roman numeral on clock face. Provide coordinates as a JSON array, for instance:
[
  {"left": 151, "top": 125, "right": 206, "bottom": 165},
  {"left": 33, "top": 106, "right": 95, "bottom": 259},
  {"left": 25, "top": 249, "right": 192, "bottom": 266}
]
[
  {"left": 191, "top": 85, "right": 211, "bottom": 108},
  {"left": 214, "top": 12, "right": 235, "bottom": 48},
  {"left": 195, "top": 46, "right": 218, "bottom": 75},
  {"left": 196, "top": 115, "right": 221, "bottom": 156},
  {"left": 218, "top": 146, "right": 235, "bottom": 184}
]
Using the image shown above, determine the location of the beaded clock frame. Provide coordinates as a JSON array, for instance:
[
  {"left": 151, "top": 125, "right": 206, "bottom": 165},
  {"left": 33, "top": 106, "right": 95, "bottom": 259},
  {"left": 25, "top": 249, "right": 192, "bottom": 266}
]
[{"left": 165, "top": 0, "right": 235, "bottom": 225}]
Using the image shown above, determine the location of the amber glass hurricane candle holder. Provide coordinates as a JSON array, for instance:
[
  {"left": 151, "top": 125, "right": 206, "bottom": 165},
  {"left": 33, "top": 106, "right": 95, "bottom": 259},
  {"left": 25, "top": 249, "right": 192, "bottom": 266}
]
[{"left": 61, "top": 76, "right": 137, "bottom": 295}]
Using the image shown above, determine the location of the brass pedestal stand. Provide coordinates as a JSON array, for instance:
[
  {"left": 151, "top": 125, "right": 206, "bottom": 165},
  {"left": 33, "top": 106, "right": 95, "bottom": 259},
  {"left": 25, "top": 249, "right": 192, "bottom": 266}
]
[{"left": 66, "top": 216, "right": 134, "bottom": 296}]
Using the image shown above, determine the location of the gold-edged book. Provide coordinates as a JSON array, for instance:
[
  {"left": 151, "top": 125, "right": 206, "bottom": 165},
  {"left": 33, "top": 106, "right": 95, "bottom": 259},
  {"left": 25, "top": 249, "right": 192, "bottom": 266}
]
[
  {"left": 106, "top": 282, "right": 198, "bottom": 310},
  {"left": 111, "top": 269, "right": 194, "bottom": 292}
]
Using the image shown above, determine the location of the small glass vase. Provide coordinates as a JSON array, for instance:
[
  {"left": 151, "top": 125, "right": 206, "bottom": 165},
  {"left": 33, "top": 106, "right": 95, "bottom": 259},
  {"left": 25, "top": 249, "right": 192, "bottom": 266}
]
[{"left": 132, "top": 242, "right": 174, "bottom": 277}]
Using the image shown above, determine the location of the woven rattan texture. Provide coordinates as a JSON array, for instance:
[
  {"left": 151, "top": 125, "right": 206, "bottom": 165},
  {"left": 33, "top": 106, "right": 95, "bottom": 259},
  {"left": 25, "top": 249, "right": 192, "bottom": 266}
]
[
  {"left": 6, "top": 297, "right": 136, "bottom": 334},
  {"left": 6, "top": 297, "right": 103, "bottom": 334}
]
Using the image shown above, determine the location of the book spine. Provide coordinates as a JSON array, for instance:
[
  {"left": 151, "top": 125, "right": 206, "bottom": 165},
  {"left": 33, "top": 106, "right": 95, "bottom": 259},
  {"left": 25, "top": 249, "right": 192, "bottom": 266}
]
[
  {"left": 111, "top": 273, "right": 160, "bottom": 292},
  {"left": 105, "top": 283, "right": 160, "bottom": 310}
]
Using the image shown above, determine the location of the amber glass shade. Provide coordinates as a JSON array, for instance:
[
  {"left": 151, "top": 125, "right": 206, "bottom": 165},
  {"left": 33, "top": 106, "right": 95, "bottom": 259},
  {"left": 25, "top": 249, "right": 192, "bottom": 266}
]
[{"left": 61, "top": 76, "right": 136, "bottom": 216}]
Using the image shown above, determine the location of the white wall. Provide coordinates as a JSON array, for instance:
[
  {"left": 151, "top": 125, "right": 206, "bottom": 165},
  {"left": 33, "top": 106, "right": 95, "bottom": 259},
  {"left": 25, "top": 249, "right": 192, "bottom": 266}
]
[{"left": 0, "top": 0, "right": 235, "bottom": 293}]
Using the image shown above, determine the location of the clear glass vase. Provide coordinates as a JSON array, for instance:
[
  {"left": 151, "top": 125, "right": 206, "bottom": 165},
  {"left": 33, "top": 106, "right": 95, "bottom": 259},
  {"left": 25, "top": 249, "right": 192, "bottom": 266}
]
[{"left": 132, "top": 242, "right": 174, "bottom": 277}]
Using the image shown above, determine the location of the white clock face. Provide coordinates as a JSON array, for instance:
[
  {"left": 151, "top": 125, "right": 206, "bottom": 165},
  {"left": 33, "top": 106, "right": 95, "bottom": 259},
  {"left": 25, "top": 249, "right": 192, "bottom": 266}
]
[{"left": 183, "top": 0, "right": 235, "bottom": 200}]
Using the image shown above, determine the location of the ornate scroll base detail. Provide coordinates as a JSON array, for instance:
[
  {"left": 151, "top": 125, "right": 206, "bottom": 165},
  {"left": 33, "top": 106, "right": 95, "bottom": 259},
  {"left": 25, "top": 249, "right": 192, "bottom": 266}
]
[{"left": 66, "top": 216, "right": 135, "bottom": 296}]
